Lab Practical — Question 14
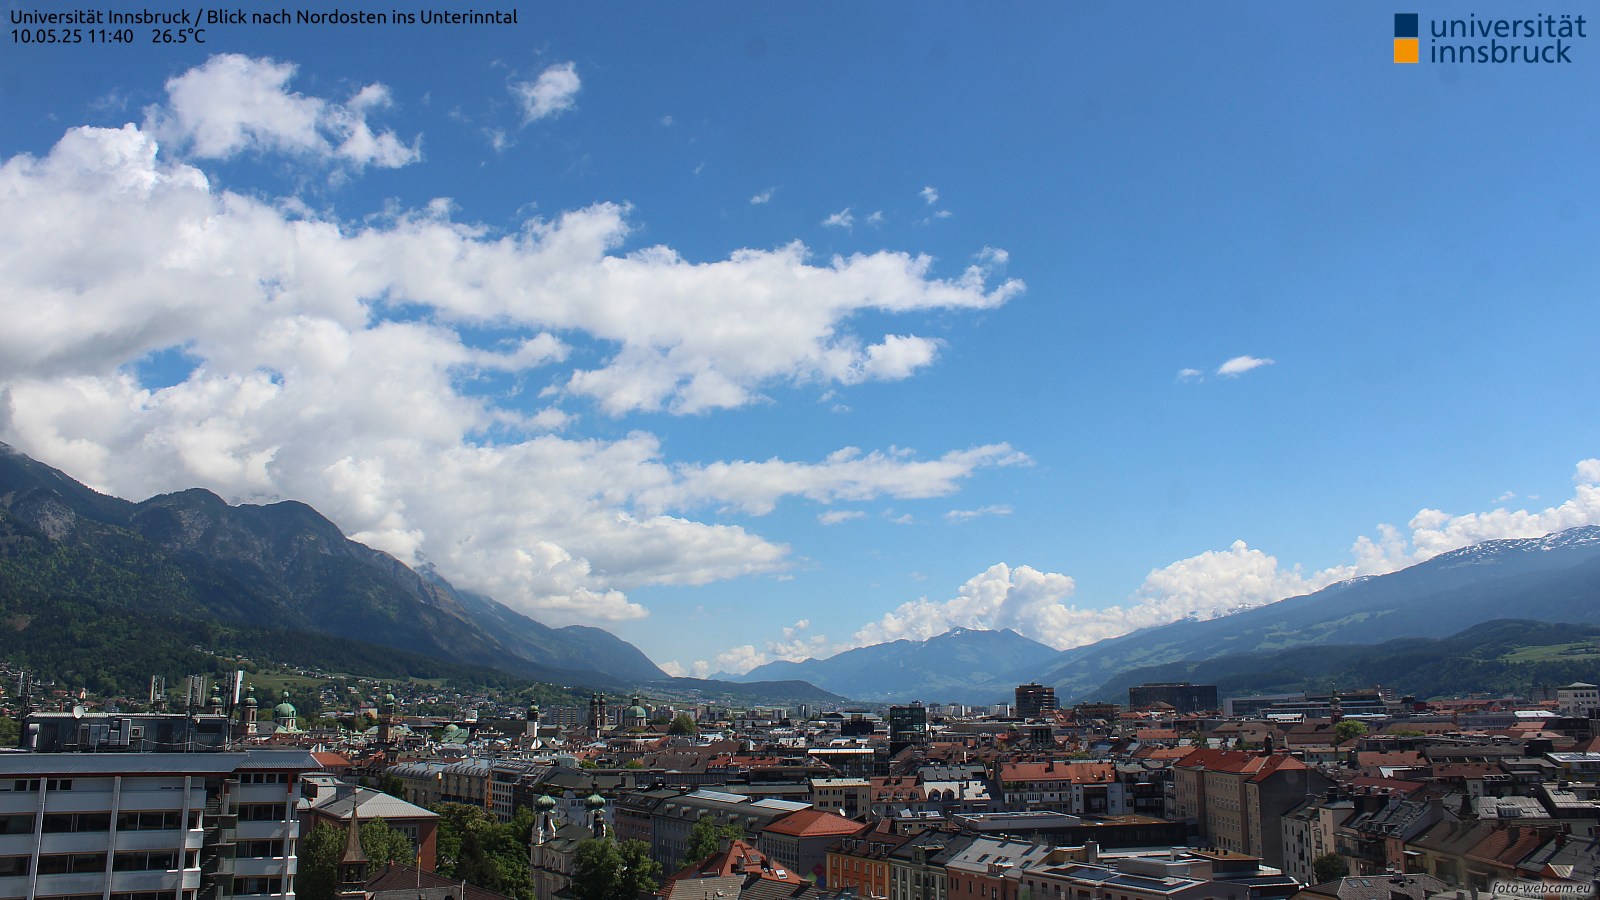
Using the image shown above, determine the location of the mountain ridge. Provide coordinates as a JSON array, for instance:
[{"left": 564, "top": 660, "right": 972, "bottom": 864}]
[
  {"left": 0, "top": 441, "right": 668, "bottom": 688},
  {"left": 735, "top": 626, "right": 1059, "bottom": 703}
]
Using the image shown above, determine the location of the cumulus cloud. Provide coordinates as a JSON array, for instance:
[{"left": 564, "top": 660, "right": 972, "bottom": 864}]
[
  {"left": 920, "top": 186, "right": 939, "bottom": 205},
  {"left": 146, "top": 54, "right": 419, "bottom": 170},
  {"left": 512, "top": 62, "right": 580, "bottom": 123},
  {"left": 0, "top": 71, "right": 1024, "bottom": 629},
  {"left": 822, "top": 208, "right": 854, "bottom": 230},
  {"left": 772, "top": 457, "right": 1600, "bottom": 662},
  {"left": 1216, "top": 355, "right": 1275, "bottom": 377},
  {"left": 1176, "top": 367, "right": 1204, "bottom": 382},
  {"left": 750, "top": 187, "right": 775, "bottom": 205},
  {"left": 682, "top": 619, "right": 836, "bottom": 676}
]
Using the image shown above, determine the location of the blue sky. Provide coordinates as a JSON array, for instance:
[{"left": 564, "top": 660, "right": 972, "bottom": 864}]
[{"left": 3, "top": 3, "right": 1598, "bottom": 679}]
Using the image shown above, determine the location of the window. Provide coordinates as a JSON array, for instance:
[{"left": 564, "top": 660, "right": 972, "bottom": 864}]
[
  {"left": 232, "top": 878, "right": 283, "bottom": 896},
  {"left": 237, "top": 840, "right": 281, "bottom": 858},
  {"left": 0, "top": 814, "right": 33, "bottom": 835},
  {"left": 37, "top": 853, "right": 106, "bottom": 875},
  {"left": 117, "top": 810, "right": 183, "bottom": 831},
  {"left": 113, "top": 851, "right": 177, "bottom": 872},
  {"left": 43, "top": 812, "right": 112, "bottom": 833},
  {"left": 237, "top": 803, "right": 288, "bottom": 821},
  {"left": 0, "top": 856, "right": 30, "bottom": 877}
]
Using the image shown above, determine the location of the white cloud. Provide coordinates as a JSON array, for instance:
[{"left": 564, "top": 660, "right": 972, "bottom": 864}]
[
  {"left": 145, "top": 54, "right": 420, "bottom": 170},
  {"left": 818, "top": 510, "right": 865, "bottom": 525},
  {"left": 920, "top": 186, "right": 938, "bottom": 205},
  {"left": 945, "top": 504, "right": 1012, "bottom": 523},
  {"left": 0, "top": 91, "right": 1024, "bottom": 630},
  {"left": 512, "top": 62, "right": 580, "bottom": 124},
  {"left": 751, "top": 187, "right": 775, "bottom": 205},
  {"left": 1176, "top": 367, "right": 1203, "bottom": 382},
  {"left": 866, "top": 210, "right": 885, "bottom": 226},
  {"left": 641, "top": 444, "right": 1027, "bottom": 516},
  {"left": 807, "top": 457, "right": 1600, "bottom": 657},
  {"left": 822, "top": 208, "right": 854, "bottom": 230},
  {"left": 1216, "top": 355, "right": 1275, "bottom": 377}
]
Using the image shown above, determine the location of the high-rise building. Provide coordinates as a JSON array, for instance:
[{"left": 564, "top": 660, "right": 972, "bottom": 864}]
[
  {"left": 888, "top": 703, "right": 928, "bottom": 755},
  {"left": 1128, "top": 683, "right": 1219, "bottom": 715},
  {"left": 1015, "top": 683, "right": 1058, "bottom": 719}
]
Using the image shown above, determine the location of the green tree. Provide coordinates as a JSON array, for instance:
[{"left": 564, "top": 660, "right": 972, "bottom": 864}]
[
  {"left": 668, "top": 713, "right": 697, "bottom": 735},
  {"left": 432, "top": 802, "right": 534, "bottom": 900},
  {"left": 296, "top": 818, "right": 414, "bottom": 900},
  {"left": 1312, "top": 853, "right": 1348, "bottom": 884},
  {"left": 376, "top": 773, "right": 405, "bottom": 797},
  {"left": 1333, "top": 720, "right": 1368, "bottom": 743},
  {"left": 296, "top": 821, "right": 344, "bottom": 900},
  {"left": 361, "top": 818, "right": 416, "bottom": 867},
  {"left": 0, "top": 717, "right": 19, "bottom": 748},
  {"left": 681, "top": 816, "right": 744, "bottom": 867},
  {"left": 573, "top": 838, "right": 661, "bottom": 900}
]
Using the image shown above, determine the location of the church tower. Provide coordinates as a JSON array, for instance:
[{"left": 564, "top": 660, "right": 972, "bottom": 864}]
[{"left": 337, "top": 799, "right": 369, "bottom": 898}]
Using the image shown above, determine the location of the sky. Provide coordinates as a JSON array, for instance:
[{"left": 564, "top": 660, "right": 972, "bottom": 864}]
[{"left": 2, "top": 3, "right": 1598, "bottom": 680}]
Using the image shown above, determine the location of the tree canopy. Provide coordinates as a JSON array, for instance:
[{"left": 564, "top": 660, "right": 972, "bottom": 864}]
[
  {"left": 682, "top": 816, "right": 744, "bottom": 868},
  {"left": 432, "top": 802, "right": 535, "bottom": 900},
  {"left": 573, "top": 837, "right": 662, "bottom": 900}
]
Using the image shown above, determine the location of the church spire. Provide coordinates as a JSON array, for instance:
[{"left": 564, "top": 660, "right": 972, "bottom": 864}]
[{"left": 337, "top": 795, "right": 370, "bottom": 897}]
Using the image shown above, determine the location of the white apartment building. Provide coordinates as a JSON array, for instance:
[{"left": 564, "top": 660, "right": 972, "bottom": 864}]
[{"left": 0, "top": 749, "right": 321, "bottom": 900}]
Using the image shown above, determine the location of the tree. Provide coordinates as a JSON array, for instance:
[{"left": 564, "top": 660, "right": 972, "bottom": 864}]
[
  {"left": 432, "top": 802, "right": 535, "bottom": 900},
  {"left": 573, "top": 838, "right": 661, "bottom": 900},
  {"left": 1312, "top": 853, "right": 1348, "bottom": 884},
  {"left": 297, "top": 818, "right": 415, "bottom": 900},
  {"left": 668, "top": 713, "right": 697, "bottom": 735},
  {"left": 681, "top": 816, "right": 744, "bottom": 867},
  {"left": 296, "top": 821, "right": 344, "bottom": 900},
  {"left": 361, "top": 818, "right": 416, "bottom": 867},
  {"left": 1334, "top": 720, "right": 1368, "bottom": 743}
]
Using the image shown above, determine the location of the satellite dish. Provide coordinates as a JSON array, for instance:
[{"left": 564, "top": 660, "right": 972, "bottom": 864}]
[{"left": 72, "top": 705, "right": 87, "bottom": 719}]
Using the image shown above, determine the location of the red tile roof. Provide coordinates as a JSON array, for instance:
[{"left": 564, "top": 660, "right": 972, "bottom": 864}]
[
  {"left": 763, "top": 808, "right": 863, "bottom": 838},
  {"left": 999, "top": 761, "right": 1116, "bottom": 784},
  {"left": 1175, "top": 749, "right": 1311, "bottom": 781}
]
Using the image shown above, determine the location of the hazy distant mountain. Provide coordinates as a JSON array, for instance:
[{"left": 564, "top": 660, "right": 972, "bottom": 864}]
[
  {"left": 1019, "top": 526, "right": 1600, "bottom": 702},
  {"left": 735, "top": 627, "right": 1060, "bottom": 703},
  {"left": 1084, "top": 618, "right": 1600, "bottom": 703},
  {"left": 0, "top": 441, "right": 666, "bottom": 686}
]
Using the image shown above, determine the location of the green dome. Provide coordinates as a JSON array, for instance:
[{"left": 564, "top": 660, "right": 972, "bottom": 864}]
[
  {"left": 274, "top": 701, "right": 297, "bottom": 717},
  {"left": 586, "top": 793, "right": 606, "bottom": 809},
  {"left": 626, "top": 705, "right": 648, "bottom": 719},
  {"left": 536, "top": 795, "right": 557, "bottom": 811}
]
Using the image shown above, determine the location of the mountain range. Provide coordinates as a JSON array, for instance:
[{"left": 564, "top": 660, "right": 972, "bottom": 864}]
[
  {"left": 7, "top": 440, "right": 1600, "bottom": 708},
  {"left": 732, "top": 626, "right": 1060, "bottom": 702},
  {"left": 729, "top": 526, "right": 1600, "bottom": 704},
  {"left": 0, "top": 442, "right": 841, "bottom": 702},
  {"left": 1033, "top": 526, "right": 1600, "bottom": 702}
]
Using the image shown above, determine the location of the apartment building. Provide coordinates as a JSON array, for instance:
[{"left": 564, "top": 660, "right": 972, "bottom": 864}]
[{"left": 0, "top": 749, "right": 320, "bottom": 900}]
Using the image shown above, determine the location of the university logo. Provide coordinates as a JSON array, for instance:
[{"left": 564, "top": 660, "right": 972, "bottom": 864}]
[{"left": 1394, "top": 13, "right": 1420, "bottom": 63}]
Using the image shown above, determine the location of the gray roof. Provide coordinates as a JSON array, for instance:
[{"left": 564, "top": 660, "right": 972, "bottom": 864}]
[
  {"left": 237, "top": 749, "right": 322, "bottom": 770},
  {"left": 0, "top": 751, "right": 322, "bottom": 777},
  {"left": 313, "top": 787, "right": 439, "bottom": 822}
]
